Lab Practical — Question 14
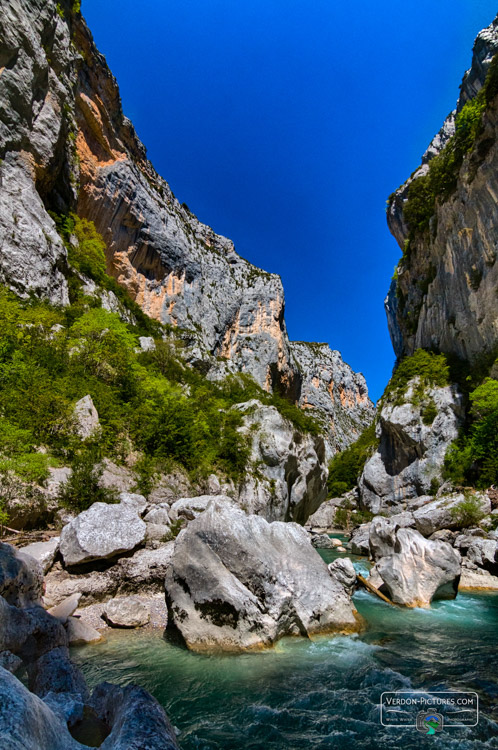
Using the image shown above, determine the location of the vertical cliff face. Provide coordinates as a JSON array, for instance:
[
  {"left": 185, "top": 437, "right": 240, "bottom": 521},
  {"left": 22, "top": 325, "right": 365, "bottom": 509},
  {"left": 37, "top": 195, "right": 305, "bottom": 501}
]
[
  {"left": 0, "top": 0, "right": 300, "bottom": 395},
  {"left": 290, "top": 342, "right": 374, "bottom": 456},
  {"left": 386, "top": 14, "right": 498, "bottom": 367},
  {"left": 0, "top": 0, "right": 373, "bottom": 446}
]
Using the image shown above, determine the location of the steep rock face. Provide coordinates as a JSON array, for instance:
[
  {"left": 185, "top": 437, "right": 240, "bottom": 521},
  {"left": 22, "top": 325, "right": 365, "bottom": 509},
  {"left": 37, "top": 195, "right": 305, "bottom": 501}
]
[
  {"left": 0, "top": 0, "right": 74, "bottom": 304},
  {"left": 386, "top": 14, "right": 498, "bottom": 364},
  {"left": 359, "top": 380, "right": 464, "bottom": 514},
  {"left": 235, "top": 400, "right": 328, "bottom": 524},
  {"left": 0, "top": 0, "right": 374, "bottom": 448},
  {"left": 290, "top": 342, "right": 374, "bottom": 456}
]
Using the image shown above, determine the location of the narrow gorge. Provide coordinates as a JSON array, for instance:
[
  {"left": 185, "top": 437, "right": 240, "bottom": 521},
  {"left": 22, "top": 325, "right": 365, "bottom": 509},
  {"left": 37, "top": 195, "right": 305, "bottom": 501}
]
[{"left": 0, "top": 2, "right": 497, "bottom": 749}]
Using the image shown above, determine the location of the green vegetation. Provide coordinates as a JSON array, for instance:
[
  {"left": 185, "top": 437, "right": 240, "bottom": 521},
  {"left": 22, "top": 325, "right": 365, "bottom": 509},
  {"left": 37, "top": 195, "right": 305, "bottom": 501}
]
[
  {"left": 395, "top": 55, "right": 498, "bottom": 247},
  {"left": 58, "top": 449, "right": 118, "bottom": 513},
  {"left": 450, "top": 492, "right": 487, "bottom": 529},
  {"left": 421, "top": 397, "right": 438, "bottom": 426},
  {"left": 381, "top": 349, "right": 449, "bottom": 407},
  {"left": 0, "top": 213, "right": 321, "bottom": 494},
  {"left": 327, "top": 423, "right": 378, "bottom": 497},
  {"left": 161, "top": 518, "right": 185, "bottom": 542},
  {"left": 51, "top": 213, "right": 164, "bottom": 338},
  {"left": 445, "top": 376, "right": 498, "bottom": 488},
  {"left": 334, "top": 501, "right": 374, "bottom": 531}
]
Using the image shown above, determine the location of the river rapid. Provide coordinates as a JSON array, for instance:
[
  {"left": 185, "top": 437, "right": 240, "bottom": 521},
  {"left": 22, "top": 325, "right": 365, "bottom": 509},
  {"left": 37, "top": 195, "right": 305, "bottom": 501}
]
[{"left": 72, "top": 545, "right": 498, "bottom": 749}]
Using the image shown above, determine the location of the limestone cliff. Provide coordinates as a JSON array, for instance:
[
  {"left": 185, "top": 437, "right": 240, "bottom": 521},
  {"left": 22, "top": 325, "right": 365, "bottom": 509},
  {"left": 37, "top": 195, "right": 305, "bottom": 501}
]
[
  {"left": 0, "top": 0, "right": 372, "bottom": 446},
  {"left": 386, "top": 14, "right": 498, "bottom": 366},
  {"left": 290, "top": 342, "right": 374, "bottom": 456}
]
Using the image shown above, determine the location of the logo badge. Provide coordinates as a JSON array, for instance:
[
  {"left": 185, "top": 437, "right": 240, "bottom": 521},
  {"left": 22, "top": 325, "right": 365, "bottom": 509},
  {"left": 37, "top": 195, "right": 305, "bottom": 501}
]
[{"left": 417, "top": 711, "right": 444, "bottom": 735}]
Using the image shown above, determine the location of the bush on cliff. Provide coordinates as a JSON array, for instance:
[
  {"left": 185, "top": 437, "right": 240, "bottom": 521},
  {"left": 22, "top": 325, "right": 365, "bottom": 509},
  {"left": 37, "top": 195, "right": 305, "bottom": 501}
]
[
  {"left": 0, "top": 257, "right": 319, "bottom": 489},
  {"left": 381, "top": 349, "right": 449, "bottom": 407},
  {"left": 445, "top": 377, "right": 498, "bottom": 488},
  {"left": 327, "top": 422, "right": 377, "bottom": 497}
]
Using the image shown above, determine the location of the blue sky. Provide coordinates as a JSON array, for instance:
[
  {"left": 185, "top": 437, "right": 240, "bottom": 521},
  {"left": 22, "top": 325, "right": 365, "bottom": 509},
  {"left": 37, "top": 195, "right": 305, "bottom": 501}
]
[{"left": 81, "top": 0, "right": 497, "bottom": 401}]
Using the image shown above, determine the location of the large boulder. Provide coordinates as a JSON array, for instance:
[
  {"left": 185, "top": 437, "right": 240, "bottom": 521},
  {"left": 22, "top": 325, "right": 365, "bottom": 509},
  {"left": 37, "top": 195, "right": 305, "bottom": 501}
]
[
  {"left": 466, "top": 538, "right": 498, "bottom": 576},
  {"left": 60, "top": 501, "right": 146, "bottom": 566},
  {"left": 234, "top": 401, "right": 328, "bottom": 524},
  {"left": 359, "top": 382, "right": 464, "bottom": 514},
  {"left": 169, "top": 495, "right": 228, "bottom": 522},
  {"left": 413, "top": 492, "right": 490, "bottom": 537},
  {"left": 305, "top": 497, "right": 343, "bottom": 533},
  {"left": 368, "top": 517, "right": 398, "bottom": 560},
  {"left": 165, "top": 499, "right": 359, "bottom": 652},
  {"left": 369, "top": 527, "right": 461, "bottom": 607},
  {"left": 348, "top": 523, "right": 371, "bottom": 556},
  {"left": 328, "top": 558, "right": 357, "bottom": 595},
  {"left": 0, "top": 543, "right": 43, "bottom": 607},
  {"left": 91, "top": 682, "right": 179, "bottom": 749}
]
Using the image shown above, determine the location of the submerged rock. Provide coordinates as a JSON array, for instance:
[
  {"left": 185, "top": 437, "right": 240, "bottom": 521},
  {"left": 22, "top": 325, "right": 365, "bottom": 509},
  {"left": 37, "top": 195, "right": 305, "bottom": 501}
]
[
  {"left": 60, "top": 501, "right": 146, "bottom": 566},
  {"left": 369, "top": 526, "right": 461, "bottom": 607},
  {"left": 165, "top": 498, "right": 359, "bottom": 652},
  {"left": 65, "top": 617, "right": 103, "bottom": 646}
]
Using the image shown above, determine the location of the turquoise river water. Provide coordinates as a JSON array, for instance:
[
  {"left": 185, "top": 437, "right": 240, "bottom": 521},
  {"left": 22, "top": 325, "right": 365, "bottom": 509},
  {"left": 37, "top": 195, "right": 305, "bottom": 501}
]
[{"left": 71, "top": 545, "right": 498, "bottom": 750}]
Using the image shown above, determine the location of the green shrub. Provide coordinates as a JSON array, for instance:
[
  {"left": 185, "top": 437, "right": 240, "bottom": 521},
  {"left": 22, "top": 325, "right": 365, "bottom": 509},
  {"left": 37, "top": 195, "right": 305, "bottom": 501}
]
[
  {"left": 421, "top": 398, "right": 438, "bottom": 425},
  {"left": 444, "top": 377, "right": 498, "bottom": 489},
  {"left": 382, "top": 349, "right": 449, "bottom": 407},
  {"left": 327, "top": 423, "right": 378, "bottom": 497},
  {"left": 450, "top": 493, "right": 486, "bottom": 529},
  {"left": 58, "top": 450, "right": 119, "bottom": 513}
]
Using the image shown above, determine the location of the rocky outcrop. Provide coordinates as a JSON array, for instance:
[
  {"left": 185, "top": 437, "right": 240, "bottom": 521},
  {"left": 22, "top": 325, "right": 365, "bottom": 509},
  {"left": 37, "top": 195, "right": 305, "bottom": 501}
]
[
  {"left": 359, "top": 380, "right": 464, "bottom": 514},
  {"left": 235, "top": 400, "right": 327, "bottom": 523},
  {"left": 386, "top": 14, "right": 498, "bottom": 365},
  {"left": 0, "top": 542, "right": 179, "bottom": 749},
  {"left": 60, "top": 500, "right": 146, "bottom": 566},
  {"left": 44, "top": 543, "right": 175, "bottom": 608},
  {"left": 164, "top": 498, "right": 359, "bottom": 652},
  {"left": 73, "top": 394, "right": 100, "bottom": 439},
  {"left": 289, "top": 342, "right": 374, "bottom": 455},
  {"left": 368, "top": 521, "right": 461, "bottom": 607}
]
